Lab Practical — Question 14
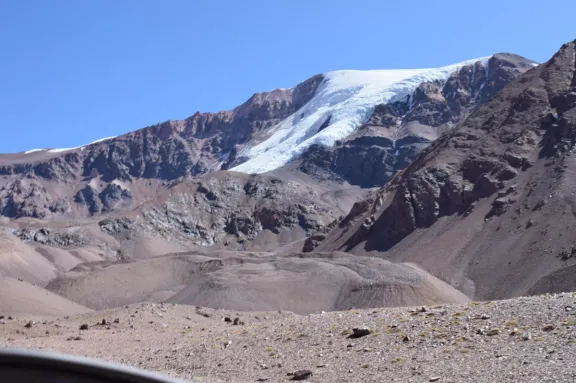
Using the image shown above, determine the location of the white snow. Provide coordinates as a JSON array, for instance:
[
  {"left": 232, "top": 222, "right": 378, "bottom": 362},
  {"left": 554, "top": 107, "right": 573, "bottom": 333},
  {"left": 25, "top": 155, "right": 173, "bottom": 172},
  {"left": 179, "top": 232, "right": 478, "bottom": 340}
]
[
  {"left": 231, "top": 57, "right": 490, "bottom": 174},
  {"left": 86, "top": 136, "right": 117, "bottom": 145},
  {"left": 23, "top": 136, "right": 118, "bottom": 154},
  {"left": 48, "top": 146, "right": 81, "bottom": 153},
  {"left": 23, "top": 148, "right": 47, "bottom": 154}
]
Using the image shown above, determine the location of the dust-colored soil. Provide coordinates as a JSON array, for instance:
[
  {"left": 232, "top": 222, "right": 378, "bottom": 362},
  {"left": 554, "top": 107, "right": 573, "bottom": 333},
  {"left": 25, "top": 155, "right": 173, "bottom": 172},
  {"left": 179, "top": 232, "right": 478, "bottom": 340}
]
[
  {"left": 0, "top": 276, "right": 91, "bottom": 318},
  {"left": 43, "top": 251, "right": 467, "bottom": 313},
  {"left": 1, "top": 292, "right": 575, "bottom": 382}
]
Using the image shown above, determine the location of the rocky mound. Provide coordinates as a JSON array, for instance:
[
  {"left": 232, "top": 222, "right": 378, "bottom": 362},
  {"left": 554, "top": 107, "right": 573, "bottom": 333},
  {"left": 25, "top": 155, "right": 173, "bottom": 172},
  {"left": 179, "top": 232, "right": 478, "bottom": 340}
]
[{"left": 45, "top": 251, "right": 467, "bottom": 313}]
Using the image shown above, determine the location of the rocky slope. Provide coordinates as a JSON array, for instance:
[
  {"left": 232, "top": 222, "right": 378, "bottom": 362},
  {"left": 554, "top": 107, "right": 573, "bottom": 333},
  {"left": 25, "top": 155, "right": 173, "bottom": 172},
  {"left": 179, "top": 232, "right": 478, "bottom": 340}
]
[
  {"left": 99, "top": 171, "right": 359, "bottom": 251},
  {"left": 2, "top": 292, "right": 575, "bottom": 382},
  {"left": 313, "top": 40, "right": 576, "bottom": 301}
]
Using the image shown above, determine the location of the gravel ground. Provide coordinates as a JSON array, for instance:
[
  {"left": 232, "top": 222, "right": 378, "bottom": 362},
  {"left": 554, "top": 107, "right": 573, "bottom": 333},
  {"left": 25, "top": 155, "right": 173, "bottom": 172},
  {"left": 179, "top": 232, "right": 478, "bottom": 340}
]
[{"left": 2, "top": 293, "right": 576, "bottom": 382}]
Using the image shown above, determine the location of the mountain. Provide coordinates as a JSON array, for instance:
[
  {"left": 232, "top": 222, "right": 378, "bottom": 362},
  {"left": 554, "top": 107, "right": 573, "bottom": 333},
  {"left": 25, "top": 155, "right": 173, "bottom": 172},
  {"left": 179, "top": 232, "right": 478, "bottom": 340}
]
[
  {"left": 0, "top": 49, "right": 545, "bottom": 313},
  {"left": 313, "top": 40, "right": 576, "bottom": 301},
  {"left": 0, "top": 54, "right": 533, "bottom": 226}
]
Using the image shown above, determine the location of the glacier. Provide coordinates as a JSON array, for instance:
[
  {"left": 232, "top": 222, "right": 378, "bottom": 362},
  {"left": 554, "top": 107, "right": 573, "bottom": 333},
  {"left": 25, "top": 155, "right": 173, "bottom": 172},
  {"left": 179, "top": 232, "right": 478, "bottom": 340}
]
[{"left": 231, "top": 57, "right": 490, "bottom": 174}]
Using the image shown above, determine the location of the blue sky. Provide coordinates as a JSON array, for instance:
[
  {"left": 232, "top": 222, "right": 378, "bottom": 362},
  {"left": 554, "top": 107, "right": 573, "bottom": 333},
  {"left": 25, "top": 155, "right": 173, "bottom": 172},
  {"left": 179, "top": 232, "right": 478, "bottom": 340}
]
[{"left": 1, "top": 0, "right": 574, "bottom": 153}]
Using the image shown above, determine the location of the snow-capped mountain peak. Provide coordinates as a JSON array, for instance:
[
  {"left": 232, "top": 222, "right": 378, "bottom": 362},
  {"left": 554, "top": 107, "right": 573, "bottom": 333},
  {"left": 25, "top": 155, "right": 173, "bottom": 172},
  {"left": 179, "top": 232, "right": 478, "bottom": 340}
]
[{"left": 231, "top": 57, "right": 490, "bottom": 174}]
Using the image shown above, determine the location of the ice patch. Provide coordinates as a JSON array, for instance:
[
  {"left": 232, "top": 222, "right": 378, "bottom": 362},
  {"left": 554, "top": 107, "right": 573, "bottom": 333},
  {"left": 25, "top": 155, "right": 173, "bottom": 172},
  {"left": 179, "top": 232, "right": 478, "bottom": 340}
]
[
  {"left": 231, "top": 57, "right": 490, "bottom": 174},
  {"left": 79, "top": 136, "right": 117, "bottom": 151},
  {"left": 86, "top": 136, "right": 117, "bottom": 145},
  {"left": 23, "top": 149, "right": 47, "bottom": 154},
  {"left": 48, "top": 147, "right": 80, "bottom": 153},
  {"left": 26, "top": 136, "right": 118, "bottom": 154}
]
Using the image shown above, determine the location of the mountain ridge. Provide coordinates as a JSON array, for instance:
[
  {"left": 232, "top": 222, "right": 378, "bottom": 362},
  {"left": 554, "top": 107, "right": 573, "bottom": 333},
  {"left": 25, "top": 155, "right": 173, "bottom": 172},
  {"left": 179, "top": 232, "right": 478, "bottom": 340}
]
[{"left": 313, "top": 39, "right": 576, "bottom": 300}]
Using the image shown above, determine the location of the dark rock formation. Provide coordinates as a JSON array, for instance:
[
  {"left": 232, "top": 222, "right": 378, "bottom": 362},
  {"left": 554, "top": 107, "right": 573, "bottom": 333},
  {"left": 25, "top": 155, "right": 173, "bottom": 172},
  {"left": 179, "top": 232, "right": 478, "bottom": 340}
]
[{"left": 315, "top": 40, "right": 576, "bottom": 300}]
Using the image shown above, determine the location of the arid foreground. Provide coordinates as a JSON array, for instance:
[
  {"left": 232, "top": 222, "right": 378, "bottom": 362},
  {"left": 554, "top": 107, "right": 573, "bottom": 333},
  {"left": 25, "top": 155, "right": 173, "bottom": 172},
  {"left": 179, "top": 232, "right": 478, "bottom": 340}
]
[{"left": 1, "top": 293, "right": 575, "bottom": 382}]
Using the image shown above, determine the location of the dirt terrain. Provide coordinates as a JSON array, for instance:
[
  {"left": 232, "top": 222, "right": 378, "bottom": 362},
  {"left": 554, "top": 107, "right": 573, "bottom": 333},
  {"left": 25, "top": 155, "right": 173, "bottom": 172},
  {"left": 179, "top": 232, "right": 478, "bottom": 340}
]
[{"left": 1, "top": 292, "right": 575, "bottom": 382}]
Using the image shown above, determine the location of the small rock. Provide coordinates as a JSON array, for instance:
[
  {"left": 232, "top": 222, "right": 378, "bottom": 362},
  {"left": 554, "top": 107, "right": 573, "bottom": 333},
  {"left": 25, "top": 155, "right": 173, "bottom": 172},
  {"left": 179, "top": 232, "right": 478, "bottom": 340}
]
[
  {"left": 256, "top": 379, "right": 269, "bottom": 382},
  {"left": 565, "top": 306, "right": 573, "bottom": 312},
  {"left": 101, "top": 319, "right": 107, "bottom": 325},
  {"left": 224, "top": 317, "right": 232, "bottom": 323},
  {"left": 403, "top": 335, "right": 410, "bottom": 342},
  {"left": 291, "top": 370, "right": 313, "bottom": 381},
  {"left": 542, "top": 324, "right": 555, "bottom": 332},
  {"left": 233, "top": 317, "right": 245, "bottom": 326},
  {"left": 523, "top": 332, "right": 532, "bottom": 341},
  {"left": 24, "top": 321, "right": 33, "bottom": 328},
  {"left": 8, "top": 316, "right": 13, "bottom": 320},
  {"left": 79, "top": 324, "right": 89, "bottom": 330},
  {"left": 114, "top": 318, "right": 120, "bottom": 323},
  {"left": 350, "top": 327, "right": 371, "bottom": 338},
  {"left": 429, "top": 377, "right": 441, "bottom": 382},
  {"left": 481, "top": 314, "right": 491, "bottom": 320},
  {"left": 486, "top": 329, "right": 500, "bottom": 336},
  {"left": 0, "top": 316, "right": 4, "bottom": 319}
]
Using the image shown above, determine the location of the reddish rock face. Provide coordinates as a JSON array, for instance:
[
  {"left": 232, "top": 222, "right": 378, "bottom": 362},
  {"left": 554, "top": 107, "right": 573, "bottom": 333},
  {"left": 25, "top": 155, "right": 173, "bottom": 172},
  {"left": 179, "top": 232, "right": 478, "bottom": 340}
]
[{"left": 314, "top": 40, "right": 576, "bottom": 300}]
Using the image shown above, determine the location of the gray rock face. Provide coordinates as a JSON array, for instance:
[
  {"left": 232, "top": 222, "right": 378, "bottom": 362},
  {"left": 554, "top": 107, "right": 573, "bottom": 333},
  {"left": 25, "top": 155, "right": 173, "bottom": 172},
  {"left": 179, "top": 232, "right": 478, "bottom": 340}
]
[
  {"left": 0, "top": 178, "right": 70, "bottom": 219},
  {"left": 104, "top": 173, "right": 338, "bottom": 249},
  {"left": 13, "top": 227, "right": 87, "bottom": 247}
]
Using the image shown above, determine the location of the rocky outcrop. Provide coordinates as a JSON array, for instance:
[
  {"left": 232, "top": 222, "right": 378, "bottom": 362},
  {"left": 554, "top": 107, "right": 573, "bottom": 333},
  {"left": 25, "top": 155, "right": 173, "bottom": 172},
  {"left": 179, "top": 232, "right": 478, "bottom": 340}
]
[
  {"left": 105, "top": 173, "right": 340, "bottom": 249},
  {"left": 13, "top": 227, "right": 87, "bottom": 247},
  {"left": 0, "top": 178, "right": 69, "bottom": 219}
]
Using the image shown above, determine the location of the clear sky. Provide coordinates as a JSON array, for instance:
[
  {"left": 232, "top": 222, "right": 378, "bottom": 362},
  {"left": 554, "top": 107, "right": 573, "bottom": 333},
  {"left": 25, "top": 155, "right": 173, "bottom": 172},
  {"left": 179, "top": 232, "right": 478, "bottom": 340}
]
[{"left": 1, "top": 0, "right": 574, "bottom": 153}]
